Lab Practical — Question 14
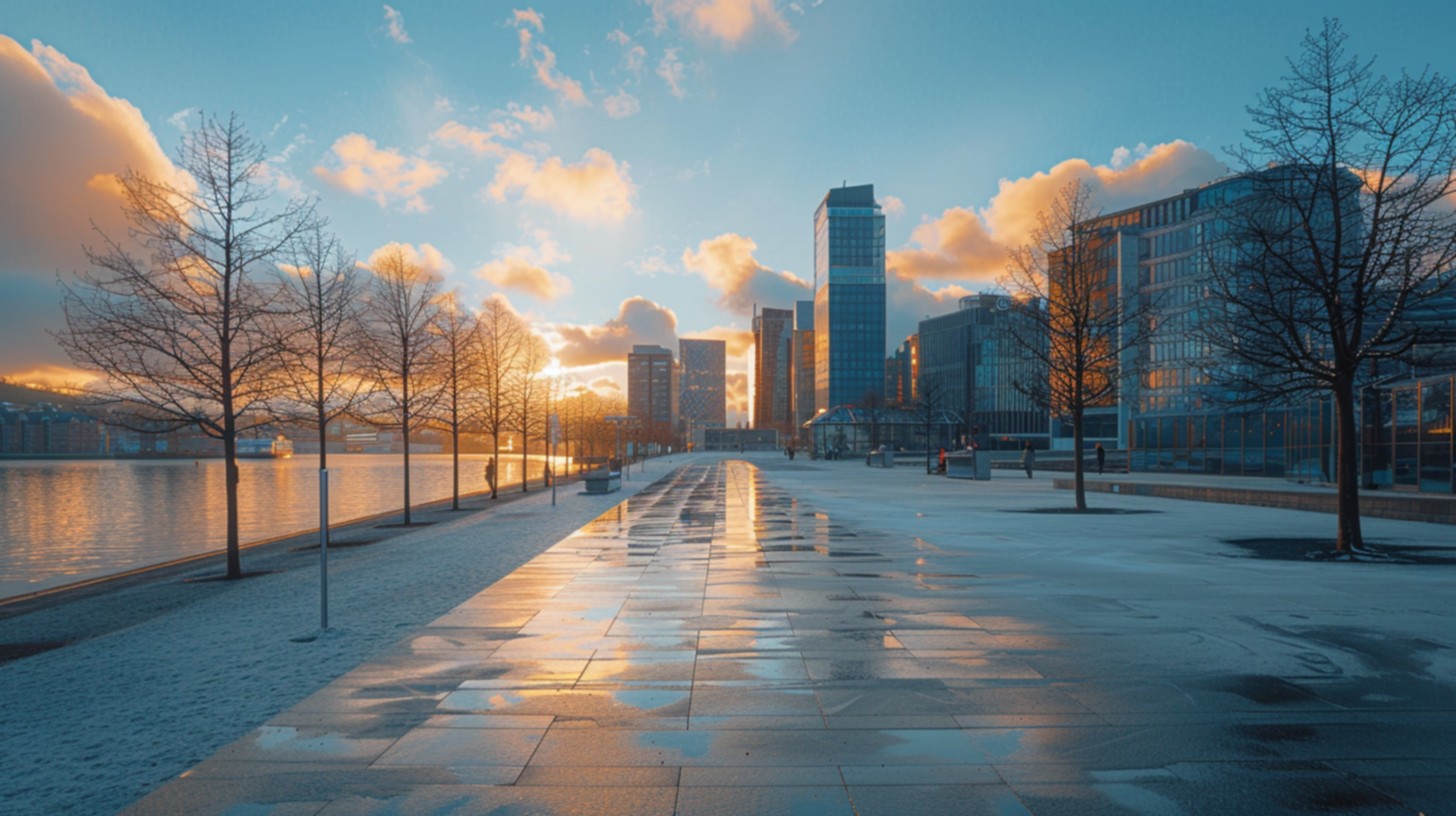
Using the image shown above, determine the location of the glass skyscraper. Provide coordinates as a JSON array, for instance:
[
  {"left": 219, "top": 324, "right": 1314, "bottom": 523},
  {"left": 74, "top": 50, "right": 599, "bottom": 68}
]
[{"left": 813, "top": 184, "right": 886, "bottom": 410}]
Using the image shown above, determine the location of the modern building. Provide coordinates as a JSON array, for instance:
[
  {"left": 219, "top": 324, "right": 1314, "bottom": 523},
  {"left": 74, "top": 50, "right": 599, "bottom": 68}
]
[
  {"left": 752, "top": 306, "right": 794, "bottom": 435},
  {"left": 790, "top": 300, "right": 817, "bottom": 439},
  {"left": 887, "top": 334, "right": 918, "bottom": 406},
  {"left": 678, "top": 338, "right": 726, "bottom": 445},
  {"left": 0, "top": 403, "right": 108, "bottom": 455},
  {"left": 627, "top": 344, "right": 678, "bottom": 449},
  {"left": 813, "top": 183, "right": 886, "bottom": 411},
  {"left": 917, "top": 293, "right": 1048, "bottom": 447}
]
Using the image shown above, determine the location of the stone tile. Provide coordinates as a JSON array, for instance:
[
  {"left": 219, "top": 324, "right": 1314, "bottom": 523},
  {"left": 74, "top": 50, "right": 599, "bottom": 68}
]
[
  {"left": 674, "top": 785, "right": 855, "bottom": 816},
  {"left": 371, "top": 726, "right": 544, "bottom": 766}
]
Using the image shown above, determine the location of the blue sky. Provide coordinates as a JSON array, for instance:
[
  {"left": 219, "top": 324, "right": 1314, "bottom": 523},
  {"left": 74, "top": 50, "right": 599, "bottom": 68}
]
[{"left": 3, "top": 1, "right": 1453, "bottom": 417}]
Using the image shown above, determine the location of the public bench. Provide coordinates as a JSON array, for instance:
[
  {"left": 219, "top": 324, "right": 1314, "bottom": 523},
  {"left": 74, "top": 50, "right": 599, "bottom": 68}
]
[
  {"left": 583, "top": 470, "right": 622, "bottom": 494},
  {"left": 944, "top": 452, "right": 991, "bottom": 480}
]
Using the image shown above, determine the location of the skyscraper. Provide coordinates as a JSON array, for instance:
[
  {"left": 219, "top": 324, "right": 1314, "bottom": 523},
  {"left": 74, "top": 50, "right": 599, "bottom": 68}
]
[
  {"left": 678, "top": 337, "right": 726, "bottom": 430},
  {"left": 752, "top": 306, "right": 794, "bottom": 435},
  {"left": 627, "top": 344, "right": 678, "bottom": 449},
  {"left": 813, "top": 183, "right": 886, "bottom": 410},
  {"left": 790, "top": 300, "right": 816, "bottom": 437}
]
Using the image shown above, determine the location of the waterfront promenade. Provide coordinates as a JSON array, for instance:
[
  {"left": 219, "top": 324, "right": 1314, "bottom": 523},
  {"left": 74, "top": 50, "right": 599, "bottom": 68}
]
[{"left": 119, "top": 455, "right": 1453, "bottom": 814}]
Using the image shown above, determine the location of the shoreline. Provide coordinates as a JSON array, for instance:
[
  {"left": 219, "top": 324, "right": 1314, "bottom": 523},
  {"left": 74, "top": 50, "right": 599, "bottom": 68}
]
[{"left": 0, "top": 468, "right": 567, "bottom": 612}]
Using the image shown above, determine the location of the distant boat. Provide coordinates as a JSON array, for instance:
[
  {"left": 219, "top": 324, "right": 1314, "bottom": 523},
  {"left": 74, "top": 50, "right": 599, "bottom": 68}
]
[{"left": 237, "top": 435, "right": 294, "bottom": 459}]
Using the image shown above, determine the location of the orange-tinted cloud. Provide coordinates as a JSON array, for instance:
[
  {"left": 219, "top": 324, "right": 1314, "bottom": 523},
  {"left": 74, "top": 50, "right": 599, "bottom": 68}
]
[
  {"left": 0, "top": 36, "right": 192, "bottom": 375},
  {"left": 488, "top": 148, "right": 636, "bottom": 223},
  {"left": 365, "top": 242, "right": 452, "bottom": 281},
  {"left": 681, "top": 233, "right": 809, "bottom": 314},
  {"left": 513, "top": 11, "right": 588, "bottom": 107},
  {"left": 725, "top": 370, "right": 749, "bottom": 418},
  {"left": 314, "top": 133, "right": 447, "bottom": 212},
  {"left": 656, "top": 48, "right": 687, "bottom": 98},
  {"left": 888, "top": 140, "right": 1226, "bottom": 288},
  {"left": 603, "top": 90, "right": 641, "bottom": 119},
  {"left": 1, "top": 364, "right": 100, "bottom": 392},
  {"left": 649, "top": 0, "right": 796, "bottom": 48},
  {"left": 432, "top": 120, "right": 517, "bottom": 158},
  {"left": 690, "top": 326, "right": 754, "bottom": 358},
  {"left": 473, "top": 230, "right": 573, "bottom": 300},
  {"left": 550, "top": 297, "right": 678, "bottom": 367}
]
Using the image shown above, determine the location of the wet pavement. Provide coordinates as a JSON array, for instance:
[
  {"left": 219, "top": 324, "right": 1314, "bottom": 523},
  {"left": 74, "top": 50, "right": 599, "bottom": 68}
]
[{"left": 124, "top": 458, "right": 1455, "bottom": 814}]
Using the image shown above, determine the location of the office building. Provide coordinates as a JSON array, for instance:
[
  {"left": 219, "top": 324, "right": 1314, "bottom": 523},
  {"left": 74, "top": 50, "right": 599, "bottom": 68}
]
[
  {"left": 813, "top": 183, "right": 886, "bottom": 411},
  {"left": 887, "top": 334, "right": 918, "bottom": 405},
  {"left": 790, "top": 300, "right": 816, "bottom": 437},
  {"left": 678, "top": 338, "right": 727, "bottom": 441},
  {"left": 627, "top": 344, "right": 678, "bottom": 449},
  {"left": 752, "top": 306, "right": 794, "bottom": 435}
]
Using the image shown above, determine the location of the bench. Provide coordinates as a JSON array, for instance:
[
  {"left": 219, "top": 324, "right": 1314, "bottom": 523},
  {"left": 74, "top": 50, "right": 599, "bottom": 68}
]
[
  {"left": 583, "top": 470, "right": 622, "bottom": 494},
  {"left": 944, "top": 452, "right": 991, "bottom": 480}
]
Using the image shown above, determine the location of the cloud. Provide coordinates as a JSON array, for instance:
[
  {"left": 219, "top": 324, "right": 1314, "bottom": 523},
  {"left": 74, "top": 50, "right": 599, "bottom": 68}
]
[
  {"left": 550, "top": 297, "right": 678, "bottom": 367},
  {"left": 656, "top": 48, "right": 687, "bottom": 98},
  {"left": 887, "top": 140, "right": 1226, "bottom": 288},
  {"left": 473, "top": 230, "right": 573, "bottom": 300},
  {"left": 603, "top": 89, "right": 641, "bottom": 119},
  {"left": 431, "top": 119, "right": 517, "bottom": 158},
  {"left": 881, "top": 195, "right": 905, "bottom": 217},
  {"left": 167, "top": 107, "right": 197, "bottom": 131},
  {"left": 313, "top": 133, "right": 447, "bottom": 212},
  {"left": 488, "top": 147, "right": 636, "bottom": 223},
  {"left": 588, "top": 375, "right": 622, "bottom": 393},
  {"left": 681, "top": 233, "right": 809, "bottom": 314},
  {"left": 507, "top": 102, "right": 554, "bottom": 130},
  {"left": 382, "top": 5, "right": 411, "bottom": 44},
  {"left": 1, "top": 363, "right": 100, "bottom": 391},
  {"left": 886, "top": 277, "right": 974, "bottom": 350},
  {"left": 512, "top": 8, "right": 544, "bottom": 30},
  {"left": 0, "top": 36, "right": 191, "bottom": 375},
  {"left": 365, "top": 241, "right": 452, "bottom": 281},
  {"left": 725, "top": 371, "right": 749, "bottom": 418},
  {"left": 607, "top": 29, "right": 647, "bottom": 77},
  {"left": 691, "top": 326, "right": 754, "bottom": 358},
  {"left": 649, "top": 0, "right": 797, "bottom": 48},
  {"left": 514, "top": 13, "right": 588, "bottom": 107}
]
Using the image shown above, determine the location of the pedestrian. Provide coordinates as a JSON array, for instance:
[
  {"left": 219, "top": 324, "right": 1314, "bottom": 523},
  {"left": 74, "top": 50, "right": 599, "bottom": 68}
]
[
  {"left": 485, "top": 456, "right": 497, "bottom": 495},
  {"left": 1095, "top": 442, "right": 1106, "bottom": 475},
  {"left": 543, "top": 464, "right": 552, "bottom": 487},
  {"left": 1021, "top": 441, "right": 1035, "bottom": 479},
  {"left": 938, "top": 447, "right": 946, "bottom": 474}
]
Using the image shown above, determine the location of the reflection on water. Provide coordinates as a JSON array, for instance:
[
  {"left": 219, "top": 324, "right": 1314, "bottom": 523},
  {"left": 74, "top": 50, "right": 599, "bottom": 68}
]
[{"left": 0, "top": 453, "right": 558, "bottom": 598}]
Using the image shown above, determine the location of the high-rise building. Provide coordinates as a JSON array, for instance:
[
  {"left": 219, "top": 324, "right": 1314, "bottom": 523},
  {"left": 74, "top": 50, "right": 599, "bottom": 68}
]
[
  {"left": 790, "top": 300, "right": 816, "bottom": 436},
  {"left": 627, "top": 344, "right": 678, "bottom": 449},
  {"left": 752, "top": 306, "right": 794, "bottom": 435},
  {"left": 918, "top": 293, "right": 1049, "bottom": 445},
  {"left": 887, "top": 334, "right": 918, "bottom": 405},
  {"left": 678, "top": 338, "right": 726, "bottom": 442},
  {"left": 814, "top": 183, "right": 886, "bottom": 411}
]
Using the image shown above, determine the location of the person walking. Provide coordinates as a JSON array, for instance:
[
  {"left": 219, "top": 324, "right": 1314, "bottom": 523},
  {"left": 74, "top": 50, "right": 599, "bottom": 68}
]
[
  {"left": 485, "top": 456, "right": 497, "bottom": 497},
  {"left": 1021, "top": 441, "right": 1036, "bottom": 479},
  {"left": 1095, "top": 442, "right": 1106, "bottom": 475}
]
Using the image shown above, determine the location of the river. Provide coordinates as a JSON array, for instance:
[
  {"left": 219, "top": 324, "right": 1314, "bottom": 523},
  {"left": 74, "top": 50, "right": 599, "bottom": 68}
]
[{"left": 0, "top": 453, "right": 559, "bottom": 600}]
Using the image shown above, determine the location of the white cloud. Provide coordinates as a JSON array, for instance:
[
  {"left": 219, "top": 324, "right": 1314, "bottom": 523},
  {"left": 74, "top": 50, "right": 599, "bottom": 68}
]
[
  {"left": 167, "top": 107, "right": 197, "bottom": 131},
  {"left": 512, "top": 8, "right": 544, "bottom": 30},
  {"left": 656, "top": 48, "right": 686, "bottom": 98},
  {"left": 507, "top": 102, "right": 554, "bottom": 130},
  {"left": 487, "top": 148, "right": 636, "bottom": 223},
  {"left": 603, "top": 89, "right": 641, "bottom": 119},
  {"left": 382, "top": 5, "right": 411, "bottom": 44},
  {"left": 431, "top": 119, "right": 518, "bottom": 158},
  {"left": 881, "top": 195, "right": 905, "bottom": 217},
  {"left": 313, "top": 133, "right": 447, "bottom": 212}
]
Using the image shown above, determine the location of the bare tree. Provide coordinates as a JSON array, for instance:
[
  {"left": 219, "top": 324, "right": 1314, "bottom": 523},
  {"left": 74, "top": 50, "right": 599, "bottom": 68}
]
[
  {"left": 1004, "top": 180, "right": 1153, "bottom": 511},
  {"left": 274, "top": 223, "right": 365, "bottom": 472},
  {"left": 357, "top": 247, "right": 444, "bottom": 525},
  {"left": 428, "top": 292, "right": 482, "bottom": 510},
  {"left": 57, "top": 114, "right": 314, "bottom": 578},
  {"left": 509, "top": 331, "right": 552, "bottom": 492},
  {"left": 1201, "top": 19, "right": 1456, "bottom": 555},
  {"left": 476, "top": 295, "right": 526, "bottom": 498},
  {"left": 913, "top": 376, "right": 947, "bottom": 474}
]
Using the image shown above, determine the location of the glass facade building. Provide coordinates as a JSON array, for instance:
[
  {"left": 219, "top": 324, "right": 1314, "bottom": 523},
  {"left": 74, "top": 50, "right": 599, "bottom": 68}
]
[
  {"left": 814, "top": 184, "right": 886, "bottom": 411},
  {"left": 790, "top": 300, "right": 816, "bottom": 438},
  {"left": 678, "top": 338, "right": 726, "bottom": 429},
  {"left": 752, "top": 307, "right": 794, "bottom": 435},
  {"left": 627, "top": 344, "right": 678, "bottom": 448}
]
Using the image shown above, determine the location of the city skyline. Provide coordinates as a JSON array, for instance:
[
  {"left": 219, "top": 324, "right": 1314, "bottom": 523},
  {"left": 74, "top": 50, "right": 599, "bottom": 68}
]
[{"left": 3, "top": 1, "right": 1454, "bottom": 426}]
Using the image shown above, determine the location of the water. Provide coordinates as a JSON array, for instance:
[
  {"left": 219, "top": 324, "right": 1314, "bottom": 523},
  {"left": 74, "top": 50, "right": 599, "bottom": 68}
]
[{"left": 0, "top": 453, "right": 561, "bottom": 600}]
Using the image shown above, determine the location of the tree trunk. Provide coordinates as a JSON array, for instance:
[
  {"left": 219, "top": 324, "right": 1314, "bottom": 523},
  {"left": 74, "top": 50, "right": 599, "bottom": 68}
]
[
  {"left": 1333, "top": 379, "right": 1363, "bottom": 554},
  {"left": 451, "top": 425, "right": 460, "bottom": 510},
  {"left": 223, "top": 432, "right": 242, "bottom": 578},
  {"left": 521, "top": 432, "right": 529, "bottom": 493},
  {"left": 402, "top": 411, "right": 412, "bottom": 525},
  {"left": 491, "top": 435, "right": 499, "bottom": 499},
  {"left": 1072, "top": 411, "right": 1087, "bottom": 511}
]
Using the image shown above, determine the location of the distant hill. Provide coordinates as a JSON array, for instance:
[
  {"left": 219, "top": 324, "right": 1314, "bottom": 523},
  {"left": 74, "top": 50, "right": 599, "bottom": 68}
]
[{"left": 0, "top": 381, "right": 87, "bottom": 410}]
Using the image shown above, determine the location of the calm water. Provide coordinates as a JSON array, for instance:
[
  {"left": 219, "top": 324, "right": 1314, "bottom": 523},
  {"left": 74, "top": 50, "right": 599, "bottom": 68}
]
[{"left": 0, "top": 453, "right": 558, "bottom": 599}]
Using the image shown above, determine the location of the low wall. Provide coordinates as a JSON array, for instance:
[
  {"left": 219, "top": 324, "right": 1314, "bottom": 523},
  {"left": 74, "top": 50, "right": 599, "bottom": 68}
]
[{"left": 1055, "top": 478, "right": 1456, "bottom": 525}]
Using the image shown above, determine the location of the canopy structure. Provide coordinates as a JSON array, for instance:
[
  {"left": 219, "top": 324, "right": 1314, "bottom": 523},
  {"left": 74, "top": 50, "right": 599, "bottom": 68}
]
[{"left": 804, "top": 404, "right": 963, "bottom": 457}]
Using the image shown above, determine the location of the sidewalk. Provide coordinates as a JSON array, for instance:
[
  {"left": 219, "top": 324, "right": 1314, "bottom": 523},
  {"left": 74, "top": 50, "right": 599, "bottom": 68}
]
[{"left": 123, "top": 454, "right": 1454, "bottom": 814}]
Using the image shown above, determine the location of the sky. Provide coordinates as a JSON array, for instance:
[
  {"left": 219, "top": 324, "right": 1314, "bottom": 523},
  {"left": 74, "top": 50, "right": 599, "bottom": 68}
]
[{"left": 3, "top": 0, "right": 1454, "bottom": 423}]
